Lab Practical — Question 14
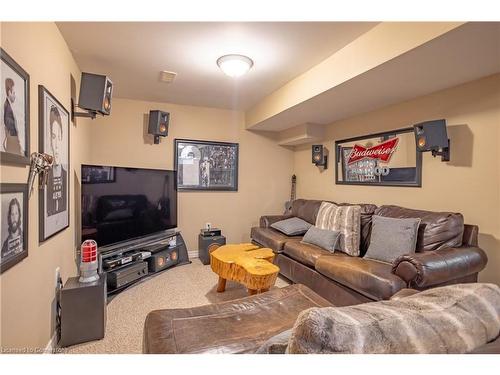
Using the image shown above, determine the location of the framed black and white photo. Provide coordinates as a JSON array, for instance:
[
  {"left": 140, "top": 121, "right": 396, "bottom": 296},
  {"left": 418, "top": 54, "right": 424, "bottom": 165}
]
[
  {"left": 0, "top": 48, "right": 30, "bottom": 165},
  {"left": 1, "top": 183, "right": 28, "bottom": 273},
  {"left": 39, "top": 85, "right": 70, "bottom": 241},
  {"left": 174, "top": 139, "right": 238, "bottom": 191}
]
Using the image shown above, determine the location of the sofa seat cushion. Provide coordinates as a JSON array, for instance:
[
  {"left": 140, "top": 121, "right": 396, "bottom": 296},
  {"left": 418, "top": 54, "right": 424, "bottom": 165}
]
[
  {"left": 283, "top": 241, "right": 346, "bottom": 268},
  {"left": 250, "top": 227, "right": 301, "bottom": 253},
  {"left": 315, "top": 255, "right": 406, "bottom": 300}
]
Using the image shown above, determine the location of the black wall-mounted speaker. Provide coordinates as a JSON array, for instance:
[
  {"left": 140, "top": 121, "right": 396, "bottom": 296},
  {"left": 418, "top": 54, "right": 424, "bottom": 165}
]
[
  {"left": 414, "top": 119, "right": 448, "bottom": 151},
  {"left": 414, "top": 119, "right": 450, "bottom": 161},
  {"left": 148, "top": 110, "right": 170, "bottom": 144},
  {"left": 312, "top": 144, "right": 327, "bottom": 167},
  {"left": 78, "top": 72, "right": 113, "bottom": 116}
]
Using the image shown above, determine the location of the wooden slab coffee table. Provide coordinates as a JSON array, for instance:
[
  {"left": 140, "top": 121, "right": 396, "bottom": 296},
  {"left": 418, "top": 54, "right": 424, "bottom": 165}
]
[{"left": 210, "top": 243, "right": 279, "bottom": 295}]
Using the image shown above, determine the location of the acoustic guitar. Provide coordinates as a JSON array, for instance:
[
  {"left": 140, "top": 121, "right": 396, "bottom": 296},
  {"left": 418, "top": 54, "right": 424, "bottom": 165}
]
[{"left": 284, "top": 174, "right": 297, "bottom": 214}]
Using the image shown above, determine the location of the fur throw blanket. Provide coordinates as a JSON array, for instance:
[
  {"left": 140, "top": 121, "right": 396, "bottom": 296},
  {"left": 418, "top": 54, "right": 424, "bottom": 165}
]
[{"left": 281, "top": 283, "right": 500, "bottom": 354}]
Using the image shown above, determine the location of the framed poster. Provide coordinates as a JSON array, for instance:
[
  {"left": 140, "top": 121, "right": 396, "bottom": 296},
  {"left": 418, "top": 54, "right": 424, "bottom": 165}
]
[
  {"left": 0, "top": 48, "right": 30, "bottom": 165},
  {"left": 1, "top": 183, "right": 28, "bottom": 273},
  {"left": 174, "top": 139, "right": 238, "bottom": 191},
  {"left": 335, "top": 127, "right": 422, "bottom": 187},
  {"left": 38, "top": 85, "right": 70, "bottom": 241}
]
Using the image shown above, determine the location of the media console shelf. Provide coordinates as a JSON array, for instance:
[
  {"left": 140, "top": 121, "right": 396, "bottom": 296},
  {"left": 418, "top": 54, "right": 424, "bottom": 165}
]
[{"left": 98, "top": 230, "right": 189, "bottom": 296}]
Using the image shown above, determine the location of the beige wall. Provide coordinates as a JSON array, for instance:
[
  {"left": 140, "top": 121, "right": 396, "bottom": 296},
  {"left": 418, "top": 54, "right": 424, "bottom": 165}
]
[
  {"left": 87, "top": 98, "right": 294, "bottom": 252},
  {"left": 0, "top": 23, "right": 91, "bottom": 350},
  {"left": 294, "top": 74, "right": 500, "bottom": 285}
]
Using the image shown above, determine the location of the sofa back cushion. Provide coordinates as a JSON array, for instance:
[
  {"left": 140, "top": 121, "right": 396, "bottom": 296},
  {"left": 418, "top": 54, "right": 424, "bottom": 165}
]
[
  {"left": 291, "top": 199, "right": 324, "bottom": 224},
  {"left": 374, "top": 205, "right": 464, "bottom": 252},
  {"left": 288, "top": 283, "right": 500, "bottom": 354}
]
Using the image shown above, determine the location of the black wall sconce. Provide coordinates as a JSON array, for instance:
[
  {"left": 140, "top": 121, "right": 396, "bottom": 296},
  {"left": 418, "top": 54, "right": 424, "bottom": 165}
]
[
  {"left": 312, "top": 144, "right": 328, "bottom": 169},
  {"left": 414, "top": 119, "right": 450, "bottom": 162}
]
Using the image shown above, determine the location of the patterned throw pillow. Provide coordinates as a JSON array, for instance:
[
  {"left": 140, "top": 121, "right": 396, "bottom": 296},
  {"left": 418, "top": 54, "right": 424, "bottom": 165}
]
[{"left": 315, "top": 202, "right": 361, "bottom": 256}]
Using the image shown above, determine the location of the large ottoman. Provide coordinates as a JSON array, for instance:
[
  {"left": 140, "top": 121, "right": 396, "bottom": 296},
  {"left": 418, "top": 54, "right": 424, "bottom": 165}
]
[{"left": 143, "top": 284, "right": 331, "bottom": 354}]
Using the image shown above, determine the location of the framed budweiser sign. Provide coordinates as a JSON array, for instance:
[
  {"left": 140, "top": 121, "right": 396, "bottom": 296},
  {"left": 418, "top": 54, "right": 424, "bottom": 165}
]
[{"left": 335, "top": 127, "right": 422, "bottom": 187}]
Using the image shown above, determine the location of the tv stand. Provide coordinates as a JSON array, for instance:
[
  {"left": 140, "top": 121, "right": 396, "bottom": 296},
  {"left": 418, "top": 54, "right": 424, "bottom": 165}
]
[{"left": 98, "top": 231, "right": 190, "bottom": 296}]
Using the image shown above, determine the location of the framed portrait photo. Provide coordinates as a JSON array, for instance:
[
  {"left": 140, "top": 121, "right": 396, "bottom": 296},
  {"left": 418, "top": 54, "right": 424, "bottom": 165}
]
[
  {"left": 0, "top": 48, "right": 30, "bottom": 165},
  {"left": 38, "top": 85, "right": 70, "bottom": 242},
  {"left": 174, "top": 139, "right": 238, "bottom": 191},
  {"left": 1, "top": 183, "right": 28, "bottom": 274}
]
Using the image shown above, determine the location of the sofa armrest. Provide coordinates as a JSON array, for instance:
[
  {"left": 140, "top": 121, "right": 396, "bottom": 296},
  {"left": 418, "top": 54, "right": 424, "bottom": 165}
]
[
  {"left": 391, "top": 246, "right": 488, "bottom": 288},
  {"left": 260, "top": 215, "right": 292, "bottom": 228}
]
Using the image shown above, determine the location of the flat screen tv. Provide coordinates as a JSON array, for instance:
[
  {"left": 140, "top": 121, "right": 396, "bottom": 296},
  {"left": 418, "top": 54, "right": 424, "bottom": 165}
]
[{"left": 81, "top": 164, "right": 177, "bottom": 247}]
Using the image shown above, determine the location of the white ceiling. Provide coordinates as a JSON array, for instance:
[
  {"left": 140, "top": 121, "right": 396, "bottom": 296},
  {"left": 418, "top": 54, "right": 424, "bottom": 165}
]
[
  {"left": 248, "top": 22, "right": 500, "bottom": 131},
  {"left": 57, "top": 22, "right": 378, "bottom": 110}
]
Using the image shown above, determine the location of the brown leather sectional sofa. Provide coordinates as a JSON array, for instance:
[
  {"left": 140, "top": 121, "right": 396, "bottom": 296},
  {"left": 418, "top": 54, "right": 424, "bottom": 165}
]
[{"left": 250, "top": 199, "right": 488, "bottom": 306}]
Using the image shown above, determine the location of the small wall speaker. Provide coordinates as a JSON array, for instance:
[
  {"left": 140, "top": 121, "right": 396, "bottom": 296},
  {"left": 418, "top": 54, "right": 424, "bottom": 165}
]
[
  {"left": 414, "top": 119, "right": 450, "bottom": 161},
  {"left": 148, "top": 110, "right": 170, "bottom": 144},
  {"left": 312, "top": 144, "right": 327, "bottom": 168},
  {"left": 78, "top": 72, "right": 113, "bottom": 116}
]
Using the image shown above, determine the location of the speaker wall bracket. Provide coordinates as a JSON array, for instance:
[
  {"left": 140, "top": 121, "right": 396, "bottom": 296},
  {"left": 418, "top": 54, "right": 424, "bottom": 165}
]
[
  {"left": 71, "top": 99, "right": 97, "bottom": 121},
  {"left": 431, "top": 139, "right": 450, "bottom": 162},
  {"left": 313, "top": 155, "right": 328, "bottom": 169}
]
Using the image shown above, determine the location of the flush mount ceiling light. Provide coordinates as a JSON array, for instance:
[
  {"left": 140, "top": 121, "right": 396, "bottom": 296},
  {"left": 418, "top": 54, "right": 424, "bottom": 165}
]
[{"left": 216, "top": 54, "right": 253, "bottom": 77}]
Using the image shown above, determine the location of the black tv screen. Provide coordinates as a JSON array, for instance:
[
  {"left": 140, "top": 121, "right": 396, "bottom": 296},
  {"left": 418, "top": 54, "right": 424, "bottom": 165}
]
[{"left": 81, "top": 165, "right": 177, "bottom": 247}]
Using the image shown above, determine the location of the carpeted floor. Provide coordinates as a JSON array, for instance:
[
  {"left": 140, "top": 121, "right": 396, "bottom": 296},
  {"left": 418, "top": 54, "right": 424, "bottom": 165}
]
[{"left": 62, "top": 258, "right": 290, "bottom": 354}]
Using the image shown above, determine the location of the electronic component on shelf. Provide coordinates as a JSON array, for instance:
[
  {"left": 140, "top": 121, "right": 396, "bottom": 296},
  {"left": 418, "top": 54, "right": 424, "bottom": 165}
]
[
  {"left": 200, "top": 228, "right": 222, "bottom": 237},
  {"left": 147, "top": 248, "right": 179, "bottom": 273},
  {"left": 140, "top": 251, "right": 152, "bottom": 260},
  {"left": 102, "top": 251, "right": 142, "bottom": 270},
  {"left": 107, "top": 262, "right": 148, "bottom": 290}
]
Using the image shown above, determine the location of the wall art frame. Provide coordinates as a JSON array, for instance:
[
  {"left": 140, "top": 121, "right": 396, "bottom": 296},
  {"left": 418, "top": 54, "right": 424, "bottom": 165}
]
[{"left": 174, "top": 138, "right": 239, "bottom": 191}]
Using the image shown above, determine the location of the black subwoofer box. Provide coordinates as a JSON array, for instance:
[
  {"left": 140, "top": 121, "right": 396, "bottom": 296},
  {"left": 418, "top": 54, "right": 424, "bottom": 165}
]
[
  {"left": 59, "top": 275, "right": 106, "bottom": 347},
  {"left": 198, "top": 234, "right": 226, "bottom": 265},
  {"left": 147, "top": 247, "right": 179, "bottom": 273}
]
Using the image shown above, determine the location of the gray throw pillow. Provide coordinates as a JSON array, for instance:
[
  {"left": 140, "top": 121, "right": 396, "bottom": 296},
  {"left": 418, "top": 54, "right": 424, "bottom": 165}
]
[
  {"left": 301, "top": 226, "right": 340, "bottom": 253},
  {"left": 271, "top": 217, "right": 312, "bottom": 236},
  {"left": 364, "top": 215, "right": 421, "bottom": 263}
]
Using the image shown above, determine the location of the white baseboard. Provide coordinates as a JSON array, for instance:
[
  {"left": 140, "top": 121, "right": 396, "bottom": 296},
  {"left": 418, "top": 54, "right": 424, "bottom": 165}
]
[
  {"left": 188, "top": 250, "right": 199, "bottom": 259},
  {"left": 43, "top": 331, "right": 57, "bottom": 354}
]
